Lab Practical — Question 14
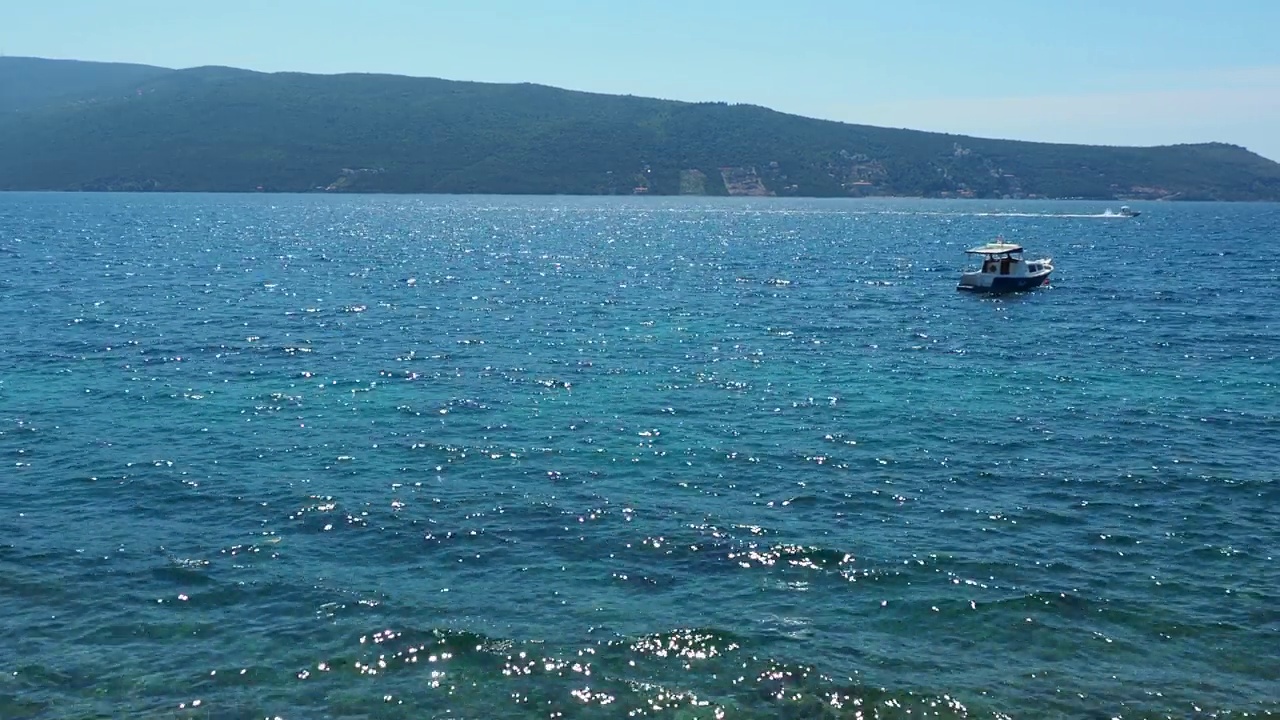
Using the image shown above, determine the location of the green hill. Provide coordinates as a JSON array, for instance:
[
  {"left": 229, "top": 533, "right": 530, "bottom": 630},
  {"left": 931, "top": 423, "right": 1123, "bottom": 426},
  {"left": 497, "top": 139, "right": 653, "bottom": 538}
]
[
  {"left": 0, "top": 56, "right": 171, "bottom": 112},
  {"left": 3, "top": 57, "right": 1279, "bottom": 200}
]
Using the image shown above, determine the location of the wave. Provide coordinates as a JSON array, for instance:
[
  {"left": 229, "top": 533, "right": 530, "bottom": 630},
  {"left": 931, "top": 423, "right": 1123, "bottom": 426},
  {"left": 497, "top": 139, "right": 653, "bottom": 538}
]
[{"left": 882, "top": 210, "right": 1136, "bottom": 219}]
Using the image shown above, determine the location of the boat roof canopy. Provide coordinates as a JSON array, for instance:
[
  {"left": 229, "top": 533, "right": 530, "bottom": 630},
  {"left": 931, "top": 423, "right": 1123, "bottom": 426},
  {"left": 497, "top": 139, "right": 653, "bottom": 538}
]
[{"left": 965, "top": 242, "right": 1023, "bottom": 255}]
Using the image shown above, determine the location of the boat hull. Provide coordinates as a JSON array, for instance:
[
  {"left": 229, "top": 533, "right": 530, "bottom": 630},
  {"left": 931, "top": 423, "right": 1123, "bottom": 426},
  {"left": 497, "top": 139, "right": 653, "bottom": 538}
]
[{"left": 957, "top": 269, "right": 1052, "bottom": 293}]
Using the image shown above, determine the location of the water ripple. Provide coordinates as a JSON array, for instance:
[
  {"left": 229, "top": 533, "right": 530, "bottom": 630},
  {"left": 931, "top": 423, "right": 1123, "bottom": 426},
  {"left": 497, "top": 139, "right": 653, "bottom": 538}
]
[{"left": 1, "top": 194, "right": 1278, "bottom": 718}]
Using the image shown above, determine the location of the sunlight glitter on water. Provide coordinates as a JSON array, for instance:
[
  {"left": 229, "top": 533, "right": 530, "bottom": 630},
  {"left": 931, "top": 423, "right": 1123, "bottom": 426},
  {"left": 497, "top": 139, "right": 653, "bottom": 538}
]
[{"left": 1, "top": 194, "right": 1278, "bottom": 718}]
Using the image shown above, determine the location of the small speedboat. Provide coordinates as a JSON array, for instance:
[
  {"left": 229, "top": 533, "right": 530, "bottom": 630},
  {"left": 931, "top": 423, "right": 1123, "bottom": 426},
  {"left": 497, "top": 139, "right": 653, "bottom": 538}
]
[
  {"left": 1119, "top": 205, "right": 1140, "bottom": 217},
  {"left": 957, "top": 238, "right": 1052, "bottom": 292}
]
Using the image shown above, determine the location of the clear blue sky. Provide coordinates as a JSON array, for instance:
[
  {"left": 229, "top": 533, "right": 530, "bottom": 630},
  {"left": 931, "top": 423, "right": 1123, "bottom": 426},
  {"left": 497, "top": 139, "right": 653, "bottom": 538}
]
[{"left": 6, "top": 0, "right": 1279, "bottom": 160}]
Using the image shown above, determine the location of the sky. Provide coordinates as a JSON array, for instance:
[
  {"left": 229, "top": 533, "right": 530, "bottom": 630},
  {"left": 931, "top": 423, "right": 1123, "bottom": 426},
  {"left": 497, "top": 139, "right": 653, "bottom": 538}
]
[{"left": 5, "top": 0, "right": 1279, "bottom": 160}]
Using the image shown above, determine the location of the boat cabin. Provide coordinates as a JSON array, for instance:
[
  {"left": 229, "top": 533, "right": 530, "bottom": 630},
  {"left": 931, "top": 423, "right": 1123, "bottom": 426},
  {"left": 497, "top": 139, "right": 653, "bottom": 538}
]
[{"left": 969, "top": 242, "right": 1032, "bottom": 275}]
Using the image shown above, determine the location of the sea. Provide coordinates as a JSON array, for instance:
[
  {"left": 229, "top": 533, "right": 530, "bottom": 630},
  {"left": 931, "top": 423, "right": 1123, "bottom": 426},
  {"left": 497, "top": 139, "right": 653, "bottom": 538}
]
[{"left": 0, "top": 193, "right": 1276, "bottom": 720}]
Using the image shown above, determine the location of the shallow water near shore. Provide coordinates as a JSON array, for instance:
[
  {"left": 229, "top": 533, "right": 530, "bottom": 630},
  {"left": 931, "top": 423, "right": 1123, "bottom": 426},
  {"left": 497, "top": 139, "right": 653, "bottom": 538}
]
[{"left": 1, "top": 193, "right": 1277, "bottom": 719}]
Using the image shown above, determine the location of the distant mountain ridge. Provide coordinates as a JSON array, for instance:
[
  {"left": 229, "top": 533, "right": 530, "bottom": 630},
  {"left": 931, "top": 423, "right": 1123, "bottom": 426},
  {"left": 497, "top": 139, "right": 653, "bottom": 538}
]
[
  {"left": 0, "top": 56, "right": 171, "bottom": 112},
  {"left": 3, "top": 56, "right": 1280, "bottom": 200}
]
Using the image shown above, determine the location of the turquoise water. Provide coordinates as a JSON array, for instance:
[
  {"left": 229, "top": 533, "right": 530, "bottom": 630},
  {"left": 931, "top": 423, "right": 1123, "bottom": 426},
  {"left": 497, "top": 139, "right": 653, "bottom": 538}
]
[{"left": 1, "top": 193, "right": 1276, "bottom": 719}]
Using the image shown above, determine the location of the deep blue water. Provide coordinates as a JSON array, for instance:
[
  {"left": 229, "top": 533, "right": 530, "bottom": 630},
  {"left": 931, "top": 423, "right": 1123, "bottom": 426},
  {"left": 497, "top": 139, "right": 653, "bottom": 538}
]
[{"left": 1, "top": 193, "right": 1277, "bottom": 720}]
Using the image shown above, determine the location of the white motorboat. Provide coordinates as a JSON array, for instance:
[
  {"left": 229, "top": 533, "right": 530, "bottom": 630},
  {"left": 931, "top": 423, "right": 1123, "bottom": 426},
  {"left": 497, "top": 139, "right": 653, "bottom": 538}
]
[{"left": 957, "top": 238, "right": 1053, "bottom": 292}]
